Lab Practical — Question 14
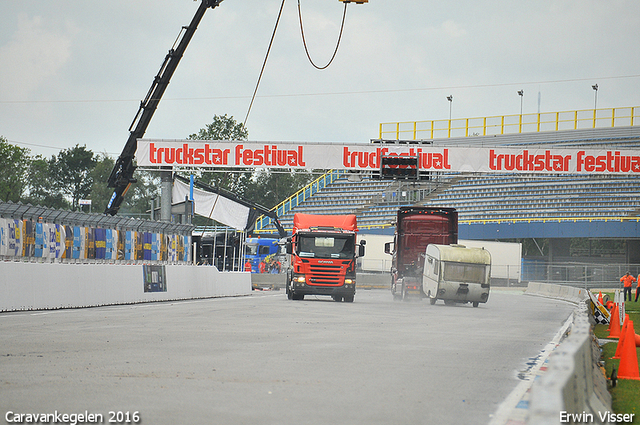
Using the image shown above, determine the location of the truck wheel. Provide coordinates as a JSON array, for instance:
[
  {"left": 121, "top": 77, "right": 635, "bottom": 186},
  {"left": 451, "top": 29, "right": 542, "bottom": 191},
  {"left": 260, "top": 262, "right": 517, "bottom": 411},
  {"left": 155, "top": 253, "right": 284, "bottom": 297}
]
[
  {"left": 333, "top": 295, "right": 343, "bottom": 302},
  {"left": 292, "top": 293, "right": 304, "bottom": 301},
  {"left": 344, "top": 295, "right": 354, "bottom": 303},
  {"left": 429, "top": 297, "right": 436, "bottom": 305},
  {"left": 473, "top": 302, "right": 479, "bottom": 308}
]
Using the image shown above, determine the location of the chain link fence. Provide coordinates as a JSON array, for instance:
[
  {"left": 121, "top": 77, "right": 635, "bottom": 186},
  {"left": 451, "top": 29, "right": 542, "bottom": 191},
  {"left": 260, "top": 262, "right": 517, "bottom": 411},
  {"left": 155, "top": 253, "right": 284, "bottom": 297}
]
[{"left": 522, "top": 260, "right": 640, "bottom": 290}]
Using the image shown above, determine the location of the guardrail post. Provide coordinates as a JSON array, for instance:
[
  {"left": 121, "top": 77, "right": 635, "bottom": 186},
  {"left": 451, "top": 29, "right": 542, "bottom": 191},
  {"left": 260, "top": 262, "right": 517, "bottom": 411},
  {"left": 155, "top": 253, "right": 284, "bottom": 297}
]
[{"left": 611, "top": 107, "right": 616, "bottom": 128}]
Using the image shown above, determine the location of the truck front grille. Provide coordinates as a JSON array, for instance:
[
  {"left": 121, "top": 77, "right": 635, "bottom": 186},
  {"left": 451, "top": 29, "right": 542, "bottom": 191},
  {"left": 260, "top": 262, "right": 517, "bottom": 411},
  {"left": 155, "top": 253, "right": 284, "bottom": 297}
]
[{"left": 308, "top": 264, "right": 343, "bottom": 285}]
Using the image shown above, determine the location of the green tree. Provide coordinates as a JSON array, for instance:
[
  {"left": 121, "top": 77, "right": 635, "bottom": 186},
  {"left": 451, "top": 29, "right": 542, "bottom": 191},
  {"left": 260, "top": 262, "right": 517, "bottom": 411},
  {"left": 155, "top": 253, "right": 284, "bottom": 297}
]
[
  {"left": 0, "top": 137, "right": 30, "bottom": 202},
  {"left": 24, "top": 155, "right": 70, "bottom": 209},
  {"left": 49, "top": 145, "right": 97, "bottom": 210},
  {"left": 119, "top": 169, "right": 161, "bottom": 218},
  {"left": 187, "top": 114, "right": 251, "bottom": 193},
  {"left": 89, "top": 154, "right": 116, "bottom": 213},
  {"left": 186, "top": 115, "right": 316, "bottom": 217},
  {"left": 188, "top": 114, "right": 248, "bottom": 141},
  {"left": 244, "top": 168, "right": 315, "bottom": 209}
]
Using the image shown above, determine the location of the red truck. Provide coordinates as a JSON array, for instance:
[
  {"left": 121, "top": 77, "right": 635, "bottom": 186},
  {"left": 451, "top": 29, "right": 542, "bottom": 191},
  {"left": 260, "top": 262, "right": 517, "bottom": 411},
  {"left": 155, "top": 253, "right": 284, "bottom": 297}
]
[
  {"left": 385, "top": 207, "right": 458, "bottom": 300},
  {"left": 286, "top": 213, "right": 365, "bottom": 302}
]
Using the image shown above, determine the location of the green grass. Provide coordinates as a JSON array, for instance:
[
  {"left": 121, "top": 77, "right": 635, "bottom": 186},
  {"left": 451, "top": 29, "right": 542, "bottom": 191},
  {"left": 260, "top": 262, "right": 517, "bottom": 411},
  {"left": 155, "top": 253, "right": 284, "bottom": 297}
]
[{"left": 594, "top": 293, "right": 640, "bottom": 422}]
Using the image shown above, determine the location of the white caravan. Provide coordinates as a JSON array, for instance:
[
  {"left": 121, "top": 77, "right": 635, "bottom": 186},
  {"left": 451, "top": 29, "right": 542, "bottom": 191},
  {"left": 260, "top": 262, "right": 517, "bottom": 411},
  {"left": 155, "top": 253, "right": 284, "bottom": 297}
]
[{"left": 423, "top": 244, "right": 491, "bottom": 307}]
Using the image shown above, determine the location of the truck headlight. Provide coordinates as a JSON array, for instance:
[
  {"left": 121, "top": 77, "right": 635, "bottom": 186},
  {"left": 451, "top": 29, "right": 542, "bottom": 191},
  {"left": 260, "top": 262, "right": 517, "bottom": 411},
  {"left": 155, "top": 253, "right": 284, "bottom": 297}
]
[
  {"left": 344, "top": 279, "right": 354, "bottom": 285},
  {"left": 295, "top": 276, "right": 306, "bottom": 283}
]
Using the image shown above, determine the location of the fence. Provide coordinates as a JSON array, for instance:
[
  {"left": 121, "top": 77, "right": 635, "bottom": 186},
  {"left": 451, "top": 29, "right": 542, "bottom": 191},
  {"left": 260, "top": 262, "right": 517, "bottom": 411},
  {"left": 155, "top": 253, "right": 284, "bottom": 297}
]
[
  {"left": 380, "top": 106, "right": 639, "bottom": 140},
  {"left": 0, "top": 201, "right": 193, "bottom": 264},
  {"left": 522, "top": 260, "right": 640, "bottom": 289}
]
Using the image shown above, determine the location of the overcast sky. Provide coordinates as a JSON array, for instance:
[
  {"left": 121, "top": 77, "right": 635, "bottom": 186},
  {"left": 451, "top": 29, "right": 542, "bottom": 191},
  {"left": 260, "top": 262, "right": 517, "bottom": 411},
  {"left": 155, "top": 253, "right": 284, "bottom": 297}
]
[{"left": 1, "top": 0, "right": 639, "bottom": 159}]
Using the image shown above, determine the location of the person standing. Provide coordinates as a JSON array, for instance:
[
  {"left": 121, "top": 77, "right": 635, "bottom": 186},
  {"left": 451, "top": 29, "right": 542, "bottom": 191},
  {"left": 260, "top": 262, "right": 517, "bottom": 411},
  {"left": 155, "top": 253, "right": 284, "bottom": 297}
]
[
  {"left": 620, "top": 271, "right": 635, "bottom": 302},
  {"left": 636, "top": 276, "right": 640, "bottom": 302}
]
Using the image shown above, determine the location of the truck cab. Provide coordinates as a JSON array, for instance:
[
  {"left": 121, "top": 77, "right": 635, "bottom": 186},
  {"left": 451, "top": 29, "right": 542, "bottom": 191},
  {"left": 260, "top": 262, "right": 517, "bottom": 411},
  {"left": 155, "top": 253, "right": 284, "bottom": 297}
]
[
  {"left": 385, "top": 207, "right": 458, "bottom": 300},
  {"left": 286, "top": 213, "right": 365, "bottom": 302},
  {"left": 244, "top": 237, "right": 280, "bottom": 273}
]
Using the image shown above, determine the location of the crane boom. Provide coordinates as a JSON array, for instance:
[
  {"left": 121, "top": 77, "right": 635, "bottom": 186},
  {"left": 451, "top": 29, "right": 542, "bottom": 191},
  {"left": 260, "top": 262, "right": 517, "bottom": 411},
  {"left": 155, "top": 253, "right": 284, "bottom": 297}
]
[{"left": 105, "top": 0, "right": 224, "bottom": 216}]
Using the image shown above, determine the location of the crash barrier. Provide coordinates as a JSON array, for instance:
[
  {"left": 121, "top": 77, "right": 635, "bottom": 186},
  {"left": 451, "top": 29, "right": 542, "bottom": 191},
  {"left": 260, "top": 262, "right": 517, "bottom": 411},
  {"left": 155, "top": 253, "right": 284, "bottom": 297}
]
[
  {"left": 0, "top": 261, "right": 251, "bottom": 312},
  {"left": 523, "top": 283, "right": 611, "bottom": 425},
  {"left": 528, "top": 301, "right": 612, "bottom": 425},
  {"left": 0, "top": 201, "right": 193, "bottom": 263},
  {"left": 524, "top": 281, "right": 589, "bottom": 304}
]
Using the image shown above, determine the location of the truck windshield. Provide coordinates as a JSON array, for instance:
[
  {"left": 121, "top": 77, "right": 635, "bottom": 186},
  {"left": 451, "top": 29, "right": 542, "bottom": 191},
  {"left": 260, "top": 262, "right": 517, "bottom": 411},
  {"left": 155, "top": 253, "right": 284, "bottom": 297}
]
[
  {"left": 297, "top": 235, "right": 354, "bottom": 259},
  {"left": 245, "top": 244, "right": 259, "bottom": 256},
  {"left": 442, "top": 262, "right": 487, "bottom": 284}
]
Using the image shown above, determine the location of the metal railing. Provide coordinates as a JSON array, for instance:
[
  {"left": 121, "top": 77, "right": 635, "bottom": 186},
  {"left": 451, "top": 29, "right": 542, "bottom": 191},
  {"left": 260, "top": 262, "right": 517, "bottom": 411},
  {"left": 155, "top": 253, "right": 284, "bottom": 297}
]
[
  {"left": 522, "top": 261, "right": 640, "bottom": 290},
  {"left": 380, "top": 106, "right": 639, "bottom": 140}
]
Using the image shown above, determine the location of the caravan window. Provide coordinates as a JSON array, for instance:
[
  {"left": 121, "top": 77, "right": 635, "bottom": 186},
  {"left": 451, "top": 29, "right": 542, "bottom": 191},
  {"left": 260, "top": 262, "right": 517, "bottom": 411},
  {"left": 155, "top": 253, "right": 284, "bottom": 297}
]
[{"left": 442, "top": 262, "right": 487, "bottom": 284}]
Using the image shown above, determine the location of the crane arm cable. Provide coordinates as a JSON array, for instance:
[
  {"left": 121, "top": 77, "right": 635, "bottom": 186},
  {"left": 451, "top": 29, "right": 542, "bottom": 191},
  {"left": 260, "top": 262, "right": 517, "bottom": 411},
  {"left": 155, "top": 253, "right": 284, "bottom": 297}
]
[
  {"left": 298, "top": 0, "right": 348, "bottom": 70},
  {"left": 244, "top": 0, "right": 287, "bottom": 126}
]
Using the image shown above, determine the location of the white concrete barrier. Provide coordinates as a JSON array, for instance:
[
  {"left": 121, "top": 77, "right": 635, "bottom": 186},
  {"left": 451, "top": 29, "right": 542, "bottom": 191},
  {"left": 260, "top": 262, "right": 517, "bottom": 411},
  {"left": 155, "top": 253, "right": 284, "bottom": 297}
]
[
  {"left": 0, "top": 262, "right": 251, "bottom": 312},
  {"left": 524, "top": 283, "right": 612, "bottom": 425},
  {"left": 528, "top": 302, "right": 612, "bottom": 425},
  {"left": 525, "top": 281, "right": 589, "bottom": 304}
]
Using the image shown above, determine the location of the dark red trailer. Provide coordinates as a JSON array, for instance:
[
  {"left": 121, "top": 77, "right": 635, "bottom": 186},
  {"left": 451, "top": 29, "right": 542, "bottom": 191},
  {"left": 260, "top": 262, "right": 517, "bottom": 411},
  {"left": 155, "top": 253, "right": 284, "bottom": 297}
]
[{"left": 385, "top": 207, "right": 458, "bottom": 300}]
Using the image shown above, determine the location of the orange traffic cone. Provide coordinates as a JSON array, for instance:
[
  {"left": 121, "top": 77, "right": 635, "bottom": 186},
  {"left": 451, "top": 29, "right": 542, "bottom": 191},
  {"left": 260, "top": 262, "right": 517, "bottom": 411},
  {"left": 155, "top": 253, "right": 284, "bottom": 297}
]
[
  {"left": 613, "top": 315, "right": 630, "bottom": 359},
  {"left": 598, "top": 291, "right": 604, "bottom": 305},
  {"left": 608, "top": 304, "right": 621, "bottom": 339},
  {"left": 617, "top": 319, "right": 640, "bottom": 380},
  {"left": 636, "top": 333, "right": 640, "bottom": 348}
]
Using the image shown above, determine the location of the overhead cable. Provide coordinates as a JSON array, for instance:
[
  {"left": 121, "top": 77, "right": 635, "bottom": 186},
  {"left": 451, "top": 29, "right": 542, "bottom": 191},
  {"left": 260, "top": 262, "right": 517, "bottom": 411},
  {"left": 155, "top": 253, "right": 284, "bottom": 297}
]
[
  {"left": 244, "top": 0, "right": 287, "bottom": 127},
  {"left": 297, "top": 0, "right": 348, "bottom": 70}
]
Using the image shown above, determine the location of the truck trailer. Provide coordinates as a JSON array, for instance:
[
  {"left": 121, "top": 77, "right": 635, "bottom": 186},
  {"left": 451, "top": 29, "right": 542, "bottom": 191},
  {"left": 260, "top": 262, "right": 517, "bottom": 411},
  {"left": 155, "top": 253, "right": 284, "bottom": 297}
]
[
  {"left": 423, "top": 244, "right": 491, "bottom": 307},
  {"left": 286, "top": 213, "right": 365, "bottom": 302},
  {"left": 385, "top": 207, "right": 458, "bottom": 300}
]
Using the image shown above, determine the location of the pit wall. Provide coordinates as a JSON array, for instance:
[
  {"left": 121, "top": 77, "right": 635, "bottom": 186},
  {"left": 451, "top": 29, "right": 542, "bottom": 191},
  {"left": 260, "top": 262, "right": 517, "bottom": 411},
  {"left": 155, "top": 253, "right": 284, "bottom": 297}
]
[
  {"left": 525, "top": 282, "right": 612, "bottom": 425},
  {"left": 0, "top": 262, "right": 251, "bottom": 312}
]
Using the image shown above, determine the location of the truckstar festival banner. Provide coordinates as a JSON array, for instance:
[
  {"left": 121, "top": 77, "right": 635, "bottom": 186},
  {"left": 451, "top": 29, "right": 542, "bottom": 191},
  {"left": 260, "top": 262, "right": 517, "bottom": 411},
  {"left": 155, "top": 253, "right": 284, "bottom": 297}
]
[{"left": 137, "top": 139, "right": 640, "bottom": 175}]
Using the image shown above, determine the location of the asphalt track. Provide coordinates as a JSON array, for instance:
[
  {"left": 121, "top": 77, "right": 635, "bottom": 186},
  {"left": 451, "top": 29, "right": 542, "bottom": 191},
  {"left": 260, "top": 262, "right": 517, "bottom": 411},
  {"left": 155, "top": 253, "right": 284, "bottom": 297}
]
[{"left": 0, "top": 288, "right": 575, "bottom": 425}]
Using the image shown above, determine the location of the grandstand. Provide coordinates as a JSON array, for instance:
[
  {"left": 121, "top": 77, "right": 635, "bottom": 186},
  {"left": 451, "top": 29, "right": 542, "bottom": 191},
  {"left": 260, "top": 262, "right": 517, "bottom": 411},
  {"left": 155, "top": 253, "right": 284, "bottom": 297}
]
[{"left": 256, "top": 112, "right": 640, "bottom": 237}]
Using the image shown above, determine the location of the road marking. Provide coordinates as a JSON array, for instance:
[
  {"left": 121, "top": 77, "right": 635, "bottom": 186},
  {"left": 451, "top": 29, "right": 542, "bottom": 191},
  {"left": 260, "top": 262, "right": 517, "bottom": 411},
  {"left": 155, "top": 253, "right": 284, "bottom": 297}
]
[{"left": 488, "top": 313, "right": 573, "bottom": 425}]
